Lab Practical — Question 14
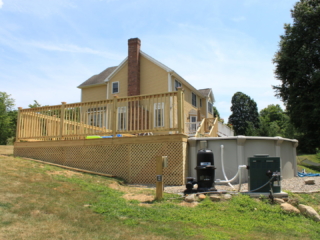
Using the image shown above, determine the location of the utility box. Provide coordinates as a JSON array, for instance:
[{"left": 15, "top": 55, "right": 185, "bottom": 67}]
[{"left": 248, "top": 154, "right": 281, "bottom": 193}]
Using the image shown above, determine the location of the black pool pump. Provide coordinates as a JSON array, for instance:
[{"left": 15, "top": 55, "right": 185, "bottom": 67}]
[{"left": 185, "top": 148, "right": 217, "bottom": 193}]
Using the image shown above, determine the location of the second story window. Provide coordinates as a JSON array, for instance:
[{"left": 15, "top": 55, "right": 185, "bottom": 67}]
[
  {"left": 112, "top": 82, "right": 119, "bottom": 94},
  {"left": 175, "top": 79, "right": 182, "bottom": 90},
  {"left": 200, "top": 99, "right": 202, "bottom": 107},
  {"left": 192, "top": 93, "right": 197, "bottom": 107},
  {"left": 208, "top": 102, "right": 213, "bottom": 114}
]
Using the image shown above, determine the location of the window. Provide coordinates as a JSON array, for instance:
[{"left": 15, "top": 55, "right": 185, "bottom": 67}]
[
  {"left": 174, "top": 79, "right": 182, "bottom": 90},
  {"left": 208, "top": 102, "right": 213, "bottom": 114},
  {"left": 112, "top": 82, "right": 119, "bottom": 94},
  {"left": 192, "top": 93, "right": 197, "bottom": 107},
  {"left": 88, "top": 107, "right": 106, "bottom": 127},
  {"left": 117, "top": 107, "right": 126, "bottom": 130},
  {"left": 190, "top": 116, "right": 197, "bottom": 132},
  {"left": 154, "top": 103, "right": 164, "bottom": 127},
  {"left": 200, "top": 99, "right": 202, "bottom": 107}
]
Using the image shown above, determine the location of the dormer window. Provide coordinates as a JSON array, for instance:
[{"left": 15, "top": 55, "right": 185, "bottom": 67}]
[
  {"left": 112, "top": 82, "right": 119, "bottom": 94},
  {"left": 192, "top": 93, "right": 197, "bottom": 107},
  {"left": 174, "top": 79, "right": 182, "bottom": 90}
]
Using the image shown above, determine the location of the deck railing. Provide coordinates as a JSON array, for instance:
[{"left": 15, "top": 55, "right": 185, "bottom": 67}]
[{"left": 16, "top": 89, "right": 185, "bottom": 142}]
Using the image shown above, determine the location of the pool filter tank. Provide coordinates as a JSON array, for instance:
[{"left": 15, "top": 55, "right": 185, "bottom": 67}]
[{"left": 248, "top": 154, "right": 281, "bottom": 193}]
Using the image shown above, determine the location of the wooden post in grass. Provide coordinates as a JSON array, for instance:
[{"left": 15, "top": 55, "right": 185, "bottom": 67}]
[{"left": 155, "top": 156, "right": 168, "bottom": 201}]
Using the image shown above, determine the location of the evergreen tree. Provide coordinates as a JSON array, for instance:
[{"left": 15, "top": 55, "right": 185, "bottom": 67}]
[{"left": 228, "top": 92, "right": 260, "bottom": 135}]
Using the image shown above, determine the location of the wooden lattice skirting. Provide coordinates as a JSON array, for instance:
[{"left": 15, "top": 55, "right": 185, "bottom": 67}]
[{"left": 14, "top": 134, "right": 188, "bottom": 185}]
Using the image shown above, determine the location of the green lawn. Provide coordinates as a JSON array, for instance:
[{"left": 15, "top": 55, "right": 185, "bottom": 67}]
[{"left": 1, "top": 154, "right": 319, "bottom": 240}]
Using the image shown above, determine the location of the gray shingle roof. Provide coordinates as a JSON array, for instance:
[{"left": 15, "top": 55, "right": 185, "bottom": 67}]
[
  {"left": 198, "top": 88, "right": 211, "bottom": 97},
  {"left": 77, "top": 66, "right": 117, "bottom": 88}
]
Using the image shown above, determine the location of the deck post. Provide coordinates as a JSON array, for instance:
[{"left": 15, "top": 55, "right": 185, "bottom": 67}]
[
  {"left": 177, "top": 88, "right": 184, "bottom": 134},
  {"left": 155, "top": 156, "right": 168, "bottom": 201},
  {"left": 112, "top": 96, "right": 118, "bottom": 135},
  {"left": 15, "top": 107, "right": 23, "bottom": 142},
  {"left": 60, "top": 102, "right": 66, "bottom": 140}
]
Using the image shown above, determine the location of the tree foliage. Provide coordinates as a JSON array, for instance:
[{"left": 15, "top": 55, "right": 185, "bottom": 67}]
[
  {"left": 273, "top": 0, "right": 320, "bottom": 152},
  {"left": 0, "top": 92, "right": 16, "bottom": 145},
  {"left": 258, "top": 104, "right": 296, "bottom": 138},
  {"left": 228, "top": 92, "right": 260, "bottom": 135}
]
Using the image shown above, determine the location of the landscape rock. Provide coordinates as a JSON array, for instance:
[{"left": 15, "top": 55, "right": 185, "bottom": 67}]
[
  {"left": 224, "top": 194, "right": 232, "bottom": 200},
  {"left": 304, "top": 179, "right": 315, "bottom": 185},
  {"left": 198, "top": 194, "right": 206, "bottom": 200},
  {"left": 185, "top": 194, "right": 196, "bottom": 202},
  {"left": 298, "top": 204, "right": 320, "bottom": 222},
  {"left": 210, "top": 195, "right": 221, "bottom": 202},
  {"left": 280, "top": 203, "right": 300, "bottom": 214},
  {"left": 273, "top": 198, "right": 285, "bottom": 204}
]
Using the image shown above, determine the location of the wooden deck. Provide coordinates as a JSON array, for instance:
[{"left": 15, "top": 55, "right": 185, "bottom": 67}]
[{"left": 14, "top": 134, "right": 188, "bottom": 185}]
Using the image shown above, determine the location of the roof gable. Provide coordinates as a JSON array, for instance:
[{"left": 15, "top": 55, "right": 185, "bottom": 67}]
[{"left": 78, "top": 66, "right": 117, "bottom": 88}]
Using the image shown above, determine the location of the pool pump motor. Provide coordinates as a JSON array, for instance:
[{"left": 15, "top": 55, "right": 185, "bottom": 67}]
[{"left": 185, "top": 147, "right": 217, "bottom": 193}]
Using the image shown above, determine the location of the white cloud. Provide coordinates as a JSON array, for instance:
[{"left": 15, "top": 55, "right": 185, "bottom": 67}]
[
  {"left": 28, "top": 42, "right": 123, "bottom": 60},
  {"left": 0, "top": 0, "right": 3, "bottom": 8}
]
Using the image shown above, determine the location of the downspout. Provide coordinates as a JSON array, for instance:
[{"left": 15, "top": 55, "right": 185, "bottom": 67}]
[{"left": 106, "top": 82, "right": 109, "bottom": 99}]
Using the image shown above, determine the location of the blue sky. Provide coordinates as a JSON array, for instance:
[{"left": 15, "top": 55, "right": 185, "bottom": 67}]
[{"left": 0, "top": 0, "right": 297, "bottom": 120}]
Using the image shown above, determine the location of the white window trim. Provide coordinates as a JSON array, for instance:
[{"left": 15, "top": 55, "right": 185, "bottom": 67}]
[
  {"left": 192, "top": 92, "right": 197, "bottom": 107},
  {"left": 174, "top": 79, "right": 182, "bottom": 91},
  {"left": 112, "top": 81, "right": 119, "bottom": 94},
  {"left": 117, "top": 106, "right": 127, "bottom": 130},
  {"left": 154, "top": 102, "right": 165, "bottom": 127}
]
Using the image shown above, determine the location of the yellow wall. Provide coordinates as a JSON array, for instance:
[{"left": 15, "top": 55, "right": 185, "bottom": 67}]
[
  {"left": 140, "top": 55, "right": 168, "bottom": 94},
  {"left": 108, "top": 63, "right": 128, "bottom": 98},
  {"left": 81, "top": 85, "right": 107, "bottom": 102}
]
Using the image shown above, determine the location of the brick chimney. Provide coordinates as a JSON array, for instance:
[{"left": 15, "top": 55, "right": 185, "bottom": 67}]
[{"left": 128, "top": 38, "right": 141, "bottom": 96}]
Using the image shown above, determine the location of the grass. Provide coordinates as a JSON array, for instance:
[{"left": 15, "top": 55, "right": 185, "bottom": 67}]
[
  {"left": 1, "top": 154, "right": 320, "bottom": 240},
  {"left": 297, "top": 153, "right": 320, "bottom": 173}
]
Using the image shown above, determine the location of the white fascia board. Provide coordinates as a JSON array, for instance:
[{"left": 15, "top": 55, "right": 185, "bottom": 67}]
[
  {"left": 77, "top": 82, "right": 107, "bottom": 89},
  {"left": 171, "top": 71, "right": 204, "bottom": 97},
  {"left": 140, "top": 51, "right": 173, "bottom": 73},
  {"left": 104, "top": 57, "right": 128, "bottom": 82}
]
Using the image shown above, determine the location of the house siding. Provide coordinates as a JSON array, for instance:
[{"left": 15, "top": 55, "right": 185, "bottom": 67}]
[
  {"left": 140, "top": 55, "right": 168, "bottom": 95},
  {"left": 108, "top": 63, "right": 128, "bottom": 98},
  {"left": 82, "top": 85, "right": 107, "bottom": 102}
]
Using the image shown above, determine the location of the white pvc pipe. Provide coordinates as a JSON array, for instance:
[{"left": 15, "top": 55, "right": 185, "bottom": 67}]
[
  {"left": 216, "top": 144, "right": 246, "bottom": 188},
  {"left": 219, "top": 145, "right": 234, "bottom": 189}
]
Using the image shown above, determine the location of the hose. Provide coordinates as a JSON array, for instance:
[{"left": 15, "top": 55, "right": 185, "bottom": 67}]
[{"left": 219, "top": 145, "right": 234, "bottom": 189}]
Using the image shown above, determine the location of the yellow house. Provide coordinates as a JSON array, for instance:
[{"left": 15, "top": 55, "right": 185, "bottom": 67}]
[{"left": 78, "top": 38, "right": 215, "bottom": 135}]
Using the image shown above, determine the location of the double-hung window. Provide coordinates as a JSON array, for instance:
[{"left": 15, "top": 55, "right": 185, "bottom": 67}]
[
  {"left": 154, "top": 103, "right": 164, "bottom": 127},
  {"left": 112, "top": 82, "right": 119, "bottom": 94},
  {"left": 174, "top": 80, "right": 182, "bottom": 90},
  {"left": 117, "top": 106, "right": 126, "bottom": 130},
  {"left": 192, "top": 93, "right": 197, "bottom": 107},
  {"left": 208, "top": 102, "right": 213, "bottom": 114}
]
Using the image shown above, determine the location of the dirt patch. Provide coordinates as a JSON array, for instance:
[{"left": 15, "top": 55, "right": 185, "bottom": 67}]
[
  {"left": 109, "top": 182, "right": 155, "bottom": 202},
  {"left": 123, "top": 193, "right": 154, "bottom": 202},
  {"left": 46, "top": 170, "right": 83, "bottom": 177},
  {"left": 179, "top": 201, "right": 199, "bottom": 207},
  {"left": 0, "top": 146, "right": 14, "bottom": 155}
]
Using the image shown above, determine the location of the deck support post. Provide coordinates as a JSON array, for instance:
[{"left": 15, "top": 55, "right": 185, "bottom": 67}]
[{"left": 177, "top": 88, "right": 184, "bottom": 134}]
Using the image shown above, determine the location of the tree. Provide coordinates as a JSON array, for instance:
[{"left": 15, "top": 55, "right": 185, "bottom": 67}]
[
  {"left": 213, "top": 106, "right": 220, "bottom": 119},
  {"left": 28, "top": 100, "right": 41, "bottom": 108},
  {"left": 258, "top": 104, "right": 296, "bottom": 138},
  {"left": 228, "top": 92, "right": 260, "bottom": 135},
  {"left": 273, "top": 0, "right": 320, "bottom": 152},
  {"left": 0, "top": 92, "right": 15, "bottom": 144}
]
